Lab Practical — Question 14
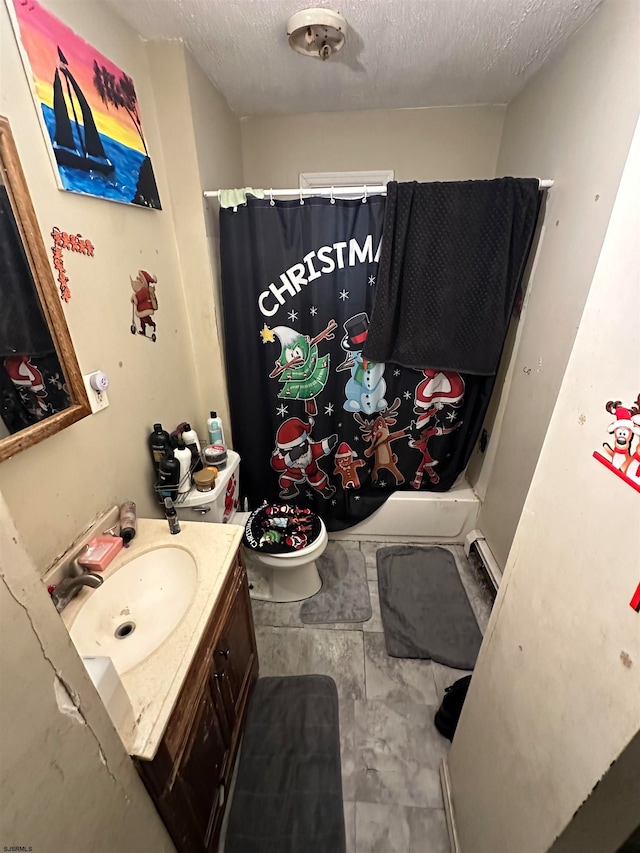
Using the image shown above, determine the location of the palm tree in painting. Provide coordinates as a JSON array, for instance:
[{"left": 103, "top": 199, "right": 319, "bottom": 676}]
[
  {"left": 92, "top": 62, "right": 148, "bottom": 154},
  {"left": 92, "top": 61, "right": 160, "bottom": 208}
]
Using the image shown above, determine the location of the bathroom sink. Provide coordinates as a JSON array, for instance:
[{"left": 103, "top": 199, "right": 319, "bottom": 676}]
[{"left": 70, "top": 547, "right": 198, "bottom": 674}]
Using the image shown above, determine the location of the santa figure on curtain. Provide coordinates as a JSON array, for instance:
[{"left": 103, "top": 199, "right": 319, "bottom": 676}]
[{"left": 271, "top": 417, "right": 337, "bottom": 499}]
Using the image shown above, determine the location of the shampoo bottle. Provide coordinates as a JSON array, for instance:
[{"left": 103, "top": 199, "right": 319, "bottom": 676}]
[
  {"left": 149, "top": 423, "right": 171, "bottom": 472},
  {"left": 207, "top": 411, "right": 225, "bottom": 448},
  {"left": 174, "top": 441, "right": 192, "bottom": 494},
  {"left": 158, "top": 447, "right": 180, "bottom": 501}
]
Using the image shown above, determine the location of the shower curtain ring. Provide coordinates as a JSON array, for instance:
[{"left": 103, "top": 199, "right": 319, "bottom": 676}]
[
  {"left": 299, "top": 188, "right": 305, "bottom": 206},
  {"left": 269, "top": 188, "right": 275, "bottom": 206},
  {"left": 362, "top": 185, "right": 368, "bottom": 204},
  {"left": 330, "top": 186, "right": 335, "bottom": 204}
]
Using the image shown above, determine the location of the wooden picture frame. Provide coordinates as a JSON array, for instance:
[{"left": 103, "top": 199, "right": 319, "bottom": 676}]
[{"left": 0, "top": 115, "right": 90, "bottom": 462}]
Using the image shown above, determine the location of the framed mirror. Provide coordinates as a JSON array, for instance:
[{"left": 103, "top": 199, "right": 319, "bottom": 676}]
[{"left": 0, "top": 115, "right": 90, "bottom": 461}]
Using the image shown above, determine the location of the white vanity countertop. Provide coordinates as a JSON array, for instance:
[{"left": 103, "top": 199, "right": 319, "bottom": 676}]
[{"left": 61, "top": 518, "right": 244, "bottom": 761}]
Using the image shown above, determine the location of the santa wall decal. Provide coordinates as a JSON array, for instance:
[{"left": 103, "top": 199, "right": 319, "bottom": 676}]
[
  {"left": 593, "top": 395, "right": 640, "bottom": 494},
  {"left": 130, "top": 269, "right": 158, "bottom": 341}
]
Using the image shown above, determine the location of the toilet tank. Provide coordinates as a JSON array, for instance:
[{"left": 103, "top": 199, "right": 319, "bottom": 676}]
[{"left": 176, "top": 450, "right": 240, "bottom": 524}]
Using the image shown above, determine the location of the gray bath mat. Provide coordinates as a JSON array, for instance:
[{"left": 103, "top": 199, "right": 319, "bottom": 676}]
[
  {"left": 224, "top": 675, "right": 345, "bottom": 853},
  {"left": 300, "top": 543, "right": 371, "bottom": 624},
  {"left": 377, "top": 545, "right": 482, "bottom": 669}
]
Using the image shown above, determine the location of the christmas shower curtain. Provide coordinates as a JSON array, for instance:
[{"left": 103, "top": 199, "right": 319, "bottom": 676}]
[{"left": 219, "top": 196, "right": 495, "bottom": 530}]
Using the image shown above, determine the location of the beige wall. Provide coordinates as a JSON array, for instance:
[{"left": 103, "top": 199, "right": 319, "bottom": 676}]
[
  {"left": 448, "top": 117, "right": 640, "bottom": 853},
  {"left": 0, "top": 494, "right": 174, "bottom": 851},
  {"left": 241, "top": 105, "right": 505, "bottom": 187},
  {"left": 0, "top": 4, "right": 234, "bottom": 572},
  {"left": 146, "top": 41, "right": 242, "bottom": 442},
  {"left": 476, "top": 0, "right": 640, "bottom": 568}
]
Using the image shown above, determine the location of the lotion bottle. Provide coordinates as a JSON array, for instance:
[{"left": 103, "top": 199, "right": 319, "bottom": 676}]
[
  {"left": 181, "top": 423, "right": 203, "bottom": 471},
  {"left": 174, "top": 441, "right": 192, "bottom": 494},
  {"left": 207, "top": 411, "right": 225, "bottom": 448},
  {"left": 119, "top": 501, "right": 137, "bottom": 545}
]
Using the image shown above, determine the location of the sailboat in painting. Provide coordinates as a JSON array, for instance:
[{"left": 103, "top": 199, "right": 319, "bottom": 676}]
[{"left": 52, "top": 47, "right": 115, "bottom": 178}]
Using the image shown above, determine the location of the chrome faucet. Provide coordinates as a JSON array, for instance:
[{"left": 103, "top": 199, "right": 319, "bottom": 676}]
[{"left": 51, "top": 572, "right": 103, "bottom": 613}]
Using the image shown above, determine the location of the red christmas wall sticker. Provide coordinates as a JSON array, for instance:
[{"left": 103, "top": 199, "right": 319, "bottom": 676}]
[
  {"left": 51, "top": 226, "right": 95, "bottom": 301},
  {"left": 593, "top": 395, "right": 640, "bottom": 494},
  {"left": 130, "top": 269, "right": 158, "bottom": 342}
]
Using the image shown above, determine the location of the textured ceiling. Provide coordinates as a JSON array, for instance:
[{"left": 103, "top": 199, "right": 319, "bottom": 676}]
[{"left": 106, "top": 0, "right": 603, "bottom": 116}]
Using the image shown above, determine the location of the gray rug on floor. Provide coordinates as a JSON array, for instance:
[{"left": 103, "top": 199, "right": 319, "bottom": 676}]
[
  {"left": 224, "top": 675, "right": 346, "bottom": 853},
  {"left": 377, "top": 545, "right": 482, "bottom": 669},
  {"left": 300, "top": 543, "right": 371, "bottom": 624}
]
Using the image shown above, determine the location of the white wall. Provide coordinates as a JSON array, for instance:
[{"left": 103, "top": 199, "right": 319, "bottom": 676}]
[
  {"left": 241, "top": 106, "right": 505, "bottom": 187},
  {"left": 0, "top": 3, "right": 235, "bottom": 572},
  {"left": 474, "top": 0, "right": 640, "bottom": 568},
  {"left": 448, "top": 117, "right": 640, "bottom": 853},
  {"left": 0, "top": 0, "right": 196, "bottom": 568},
  {"left": 0, "top": 494, "right": 174, "bottom": 851},
  {"left": 146, "top": 41, "right": 242, "bottom": 440}
]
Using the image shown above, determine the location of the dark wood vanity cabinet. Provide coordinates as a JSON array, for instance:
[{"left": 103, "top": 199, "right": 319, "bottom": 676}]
[{"left": 135, "top": 554, "right": 258, "bottom": 852}]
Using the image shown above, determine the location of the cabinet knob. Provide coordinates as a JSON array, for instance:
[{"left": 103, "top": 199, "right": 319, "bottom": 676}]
[
  {"left": 218, "top": 648, "right": 230, "bottom": 659},
  {"left": 213, "top": 671, "right": 225, "bottom": 680}
]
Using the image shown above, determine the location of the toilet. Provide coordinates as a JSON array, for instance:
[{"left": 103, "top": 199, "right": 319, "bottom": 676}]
[{"left": 176, "top": 450, "right": 327, "bottom": 602}]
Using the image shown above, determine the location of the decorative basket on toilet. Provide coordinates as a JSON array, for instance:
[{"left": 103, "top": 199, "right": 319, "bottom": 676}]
[{"left": 176, "top": 450, "right": 327, "bottom": 603}]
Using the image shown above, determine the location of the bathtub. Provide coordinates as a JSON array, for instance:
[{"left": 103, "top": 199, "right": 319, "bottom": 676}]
[{"left": 329, "top": 478, "right": 480, "bottom": 542}]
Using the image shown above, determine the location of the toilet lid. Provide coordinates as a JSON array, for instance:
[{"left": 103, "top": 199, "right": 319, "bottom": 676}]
[{"left": 242, "top": 503, "right": 322, "bottom": 554}]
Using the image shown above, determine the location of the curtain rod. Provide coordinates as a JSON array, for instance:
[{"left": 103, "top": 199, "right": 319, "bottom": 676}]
[{"left": 203, "top": 179, "right": 554, "bottom": 201}]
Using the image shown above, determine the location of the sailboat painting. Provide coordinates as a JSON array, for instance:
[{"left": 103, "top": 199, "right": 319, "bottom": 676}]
[{"left": 7, "top": 0, "right": 161, "bottom": 209}]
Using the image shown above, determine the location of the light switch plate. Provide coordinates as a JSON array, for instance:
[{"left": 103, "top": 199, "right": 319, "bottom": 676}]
[{"left": 83, "top": 372, "right": 110, "bottom": 413}]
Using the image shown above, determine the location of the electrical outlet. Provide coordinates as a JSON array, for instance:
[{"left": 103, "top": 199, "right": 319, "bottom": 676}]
[{"left": 83, "top": 372, "right": 110, "bottom": 413}]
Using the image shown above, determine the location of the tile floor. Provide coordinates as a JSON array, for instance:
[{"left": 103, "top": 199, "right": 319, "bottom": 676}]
[{"left": 249, "top": 540, "right": 494, "bottom": 853}]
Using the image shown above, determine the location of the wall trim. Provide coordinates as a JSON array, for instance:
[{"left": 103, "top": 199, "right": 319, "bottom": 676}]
[{"left": 440, "top": 757, "right": 461, "bottom": 853}]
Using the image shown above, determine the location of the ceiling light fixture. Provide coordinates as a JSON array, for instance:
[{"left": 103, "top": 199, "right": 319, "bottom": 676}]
[{"left": 287, "top": 8, "right": 348, "bottom": 61}]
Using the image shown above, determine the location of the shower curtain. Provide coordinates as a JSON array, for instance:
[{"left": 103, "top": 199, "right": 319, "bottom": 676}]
[{"left": 219, "top": 196, "right": 496, "bottom": 530}]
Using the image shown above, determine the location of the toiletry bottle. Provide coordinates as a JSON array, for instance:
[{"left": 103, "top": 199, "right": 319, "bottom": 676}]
[
  {"left": 164, "top": 497, "right": 181, "bottom": 534},
  {"left": 174, "top": 440, "right": 192, "bottom": 494},
  {"left": 207, "top": 411, "right": 225, "bottom": 448},
  {"left": 181, "top": 423, "right": 203, "bottom": 472},
  {"left": 149, "top": 423, "right": 171, "bottom": 472},
  {"left": 158, "top": 447, "right": 180, "bottom": 501},
  {"left": 119, "top": 501, "right": 137, "bottom": 545}
]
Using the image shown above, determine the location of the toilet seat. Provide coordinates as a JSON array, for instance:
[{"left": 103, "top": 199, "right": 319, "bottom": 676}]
[
  {"left": 255, "top": 520, "right": 327, "bottom": 569},
  {"left": 242, "top": 503, "right": 322, "bottom": 554},
  {"left": 238, "top": 508, "right": 328, "bottom": 602}
]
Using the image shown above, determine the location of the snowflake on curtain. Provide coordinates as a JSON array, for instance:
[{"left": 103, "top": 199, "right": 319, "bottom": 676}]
[
  {"left": 368, "top": 276, "right": 376, "bottom": 286},
  {"left": 305, "top": 490, "right": 314, "bottom": 499},
  {"left": 331, "top": 499, "right": 337, "bottom": 506},
  {"left": 276, "top": 404, "right": 289, "bottom": 418},
  {"left": 354, "top": 495, "right": 361, "bottom": 501},
  {"left": 446, "top": 410, "right": 459, "bottom": 423},
  {"left": 324, "top": 403, "right": 335, "bottom": 416},
  {"left": 403, "top": 390, "right": 412, "bottom": 400},
  {"left": 47, "top": 373, "right": 66, "bottom": 391},
  {"left": 339, "top": 289, "right": 350, "bottom": 301},
  {"left": 393, "top": 369, "right": 401, "bottom": 377},
  {"left": 309, "top": 306, "right": 318, "bottom": 316},
  {"left": 287, "top": 310, "right": 298, "bottom": 322},
  {"left": 353, "top": 435, "right": 360, "bottom": 442}
]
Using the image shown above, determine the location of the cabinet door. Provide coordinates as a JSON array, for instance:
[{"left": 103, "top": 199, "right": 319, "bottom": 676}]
[
  {"left": 215, "top": 573, "right": 257, "bottom": 719},
  {"left": 177, "top": 687, "right": 227, "bottom": 850}
]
